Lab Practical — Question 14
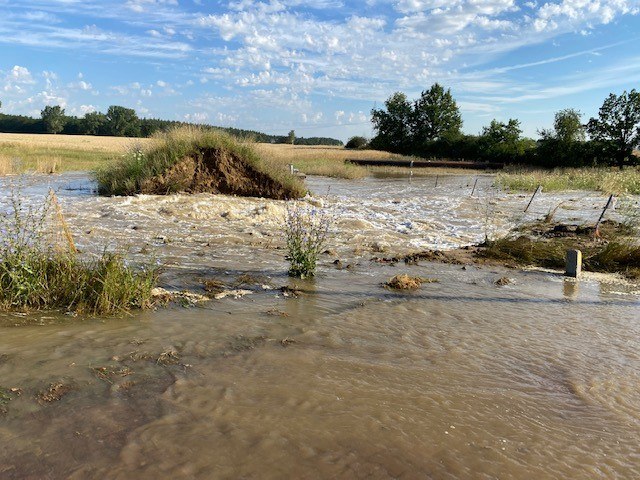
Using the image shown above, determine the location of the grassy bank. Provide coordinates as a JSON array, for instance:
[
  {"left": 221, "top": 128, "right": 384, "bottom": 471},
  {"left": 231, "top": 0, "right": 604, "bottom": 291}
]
[
  {"left": 255, "top": 143, "right": 385, "bottom": 179},
  {"left": 481, "top": 221, "right": 640, "bottom": 278},
  {"left": 496, "top": 167, "right": 640, "bottom": 194},
  {"left": 95, "top": 126, "right": 305, "bottom": 198},
  {"left": 255, "top": 144, "right": 485, "bottom": 179}
]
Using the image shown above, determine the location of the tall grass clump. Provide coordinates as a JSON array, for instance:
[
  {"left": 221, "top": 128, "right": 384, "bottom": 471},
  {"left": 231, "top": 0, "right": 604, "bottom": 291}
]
[
  {"left": 496, "top": 167, "right": 640, "bottom": 194},
  {"left": 94, "top": 126, "right": 305, "bottom": 198},
  {"left": 0, "top": 186, "right": 157, "bottom": 314},
  {"left": 285, "top": 204, "right": 331, "bottom": 278}
]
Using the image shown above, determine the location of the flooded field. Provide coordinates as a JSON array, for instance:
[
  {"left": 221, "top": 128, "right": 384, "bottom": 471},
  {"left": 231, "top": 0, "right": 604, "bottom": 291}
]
[{"left": 1, "top": 173, "right": 639, "bottom": 479}]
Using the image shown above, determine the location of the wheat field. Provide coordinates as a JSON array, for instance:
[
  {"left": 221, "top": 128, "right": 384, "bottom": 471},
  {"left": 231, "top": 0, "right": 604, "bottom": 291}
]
[
  {"left": 0, "top": 133, "right": 154, "bottom": 174},
  {"left": 1, "top": 132, "right": 476, "bottom": 179}
]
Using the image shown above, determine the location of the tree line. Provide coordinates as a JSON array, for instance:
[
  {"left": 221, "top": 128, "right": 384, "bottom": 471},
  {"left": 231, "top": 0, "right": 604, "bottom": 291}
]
[
  {"left": 369, "top": 84, "right": 640, "bottom": 167},
  {"left": 0, "top": 102, "right": 343, "bottom": 146}
]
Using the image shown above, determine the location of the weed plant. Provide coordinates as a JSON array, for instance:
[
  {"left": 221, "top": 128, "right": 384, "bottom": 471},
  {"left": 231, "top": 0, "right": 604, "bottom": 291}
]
[
  {"left": 0, "top": 184, "right": 156, "bottom": 313},
  {"left": 284, "top": 204, "right": 331, "bottom": 278}
]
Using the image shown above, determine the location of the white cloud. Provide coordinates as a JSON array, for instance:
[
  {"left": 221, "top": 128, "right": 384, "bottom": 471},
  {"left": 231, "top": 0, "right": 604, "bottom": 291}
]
[{"left": 184, "top": 112, "right": 209, "bottom": 122}]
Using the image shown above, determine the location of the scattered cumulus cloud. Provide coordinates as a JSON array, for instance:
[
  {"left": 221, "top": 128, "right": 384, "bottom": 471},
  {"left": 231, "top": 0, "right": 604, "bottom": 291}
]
[{"left": 0, "top": 0, "right": 639, "bottom": 138}]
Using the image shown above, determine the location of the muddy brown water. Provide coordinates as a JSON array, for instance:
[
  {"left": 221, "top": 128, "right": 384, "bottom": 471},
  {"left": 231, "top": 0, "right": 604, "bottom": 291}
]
[{"left": 1, "top": 173, "right": 639, "bottom": 479}]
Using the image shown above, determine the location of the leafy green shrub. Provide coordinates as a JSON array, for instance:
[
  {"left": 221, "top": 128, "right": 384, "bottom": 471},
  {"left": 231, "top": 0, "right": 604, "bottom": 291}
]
[
  {"left": 345, "top": 136, "right": 368, "bottom": 149},
  {"left": 284, "top": 204, "right": 331, "bottom": 278}
]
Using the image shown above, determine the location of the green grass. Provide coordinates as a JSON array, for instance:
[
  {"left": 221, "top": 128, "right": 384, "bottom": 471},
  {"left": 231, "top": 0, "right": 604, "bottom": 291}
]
[
  {"left": 0, "top": 188, "right": 157, "bottom": 314},
  {"left": 496, "top": 167, "right": 640, "bottom": 194},
  {"left": 95, "top": 126, "right": 305, "bottom": 197},
  {"left": 0, "top": 250, "right": 157, "bottom": 314}
]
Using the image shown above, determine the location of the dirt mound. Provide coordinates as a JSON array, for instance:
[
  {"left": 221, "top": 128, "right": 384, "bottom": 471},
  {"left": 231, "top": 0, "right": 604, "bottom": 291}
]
[
  {"left": 384, "top": 274, "right": 438, "bottom": 290},
  {"left": 139, "top": 147, "right": 300, "bottom": 200}
]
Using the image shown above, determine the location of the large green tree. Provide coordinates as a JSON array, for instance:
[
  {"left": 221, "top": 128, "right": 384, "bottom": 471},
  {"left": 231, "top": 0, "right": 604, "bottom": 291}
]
[
  {"left": 106, "top": 105, "right": 140, "bottom": 137},
  {"left": 370, "top": 92, "right": 413, "bottom": 153},
  {"left": 410, "top": 83, "right": 462, "bottom": 144},
  {"left": 587, "top": 90, "right": 640, "bottom": 167},
  {"left": 41, "top": 105, "right": 66, "bottom": 134},
  {"left": 551, "top": 108, "right": 585, "bottom": 143},
  {"left": 82, "top": 111, "right": 108, "bottom": 135},
  {"left": 537, "top": 109, "right": 588, "bottom": 167},
  {"left": 479, "top": 118, "right": 533, "bottom": 161}
]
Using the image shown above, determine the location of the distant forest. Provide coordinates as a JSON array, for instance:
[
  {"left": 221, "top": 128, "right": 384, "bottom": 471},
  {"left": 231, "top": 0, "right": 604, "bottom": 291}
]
[{"left": 0, "top": 104, "right": 343, "bottom": 146}]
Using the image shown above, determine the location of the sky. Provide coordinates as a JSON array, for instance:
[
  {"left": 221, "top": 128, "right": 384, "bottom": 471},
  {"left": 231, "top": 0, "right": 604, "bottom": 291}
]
[{"left": 0, "top": 0, "right": 639, "bottom": 141}]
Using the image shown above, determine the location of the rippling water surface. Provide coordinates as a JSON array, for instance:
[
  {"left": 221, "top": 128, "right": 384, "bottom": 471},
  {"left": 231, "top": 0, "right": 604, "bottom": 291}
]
[{"left": 0, "top": 173, "right": 638, "bottom": 479}]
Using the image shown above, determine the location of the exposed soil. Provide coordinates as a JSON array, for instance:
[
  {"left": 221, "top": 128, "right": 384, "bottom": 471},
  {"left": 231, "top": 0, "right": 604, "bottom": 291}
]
[{"left": 139, "top": 147, "right": 300, "bottom": 200}]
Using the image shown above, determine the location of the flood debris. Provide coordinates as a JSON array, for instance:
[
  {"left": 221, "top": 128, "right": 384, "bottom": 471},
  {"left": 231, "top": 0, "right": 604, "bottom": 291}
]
[
  {"left": 157, "top": 348, "right": 181, "bottom": 366},
  {"left": 279, "top": 285, "right": 303, "bottom": 298},
  {"left": 494, "top": 276, "right": 513, "bottom": 286},
  {"left": 280, "top": 337, "right": 296, "bottom": 347},
  {"left": 265, "top": 308, "right": 290, "bottom": 317},
  {"left": 0, "top": 387, "right": 21, "bottom": 415},
  {"left": 151, "top": 287, "right": 209, "bottom": 305},
  {"left": 38, "top": 382, "right": 73, "bottom": 404},
  {"left": 373, "top": 250, "right": 464, "bottom": 266},
  {"left": 212, "top": 289, "right": 252, "bottom": 300},
  {"left": 384, "top": 274, "right": 438, "bottom": 290},
  {"left": 203, "top": 279, "right": 226, "bottom": 295},
  {"left": 92, "top": 365, "right": 134, "bottom": 384},
  {"left": 370, "top": 241, "right": 389, "bottom": 253}
]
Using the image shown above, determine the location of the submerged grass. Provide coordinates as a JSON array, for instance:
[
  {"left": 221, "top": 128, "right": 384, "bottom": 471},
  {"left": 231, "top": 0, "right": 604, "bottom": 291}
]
[
  {"left": 95, "top": 126, "right": 305, "bottom": 197},
  {"left": 0, "top": 186, "right": 157, "bottom": 314},
  {"left": 496, "top": 167, "right": 640, "bottom": 195}
]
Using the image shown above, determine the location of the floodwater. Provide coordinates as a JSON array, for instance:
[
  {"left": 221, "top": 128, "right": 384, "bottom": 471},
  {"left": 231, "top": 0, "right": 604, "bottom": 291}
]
[{"left": 1, "top": 173, "right": 639, "bottom": 479}]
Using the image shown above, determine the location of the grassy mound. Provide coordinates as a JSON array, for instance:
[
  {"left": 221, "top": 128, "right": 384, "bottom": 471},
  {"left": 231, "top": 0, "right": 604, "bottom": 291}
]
[{"left": 95, "top": 127, "right": 305, "bottom": 199}]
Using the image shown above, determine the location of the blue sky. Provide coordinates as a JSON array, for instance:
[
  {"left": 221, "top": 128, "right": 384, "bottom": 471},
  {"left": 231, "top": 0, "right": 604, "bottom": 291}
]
[{"left": 0, "top": 0, "right": 639, "bottom": 141}]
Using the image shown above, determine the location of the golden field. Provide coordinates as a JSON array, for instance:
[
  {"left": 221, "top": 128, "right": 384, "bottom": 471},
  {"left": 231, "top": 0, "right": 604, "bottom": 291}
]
[
  {"left": 0, "top": 132, "right": 479, "bottom": 179},
  {"left": 0, "top": 133, "right": 398, "bottom": 178},
  {"left": 0, "top": 133, "right": 153, "bottom": 174}
]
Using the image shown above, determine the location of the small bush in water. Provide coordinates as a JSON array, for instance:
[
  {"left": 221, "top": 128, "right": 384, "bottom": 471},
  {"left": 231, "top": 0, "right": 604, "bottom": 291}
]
[
  {"left": 0, "top": 185, "right": 157, "bottom": 314},
  {"left": 285, "top": 204, "right": 331, "bottom": 278}
]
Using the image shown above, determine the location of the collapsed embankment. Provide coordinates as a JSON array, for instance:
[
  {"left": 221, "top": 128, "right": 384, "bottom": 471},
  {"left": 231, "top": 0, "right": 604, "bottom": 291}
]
[{"left": 95, "top": 127, "right": 306, "bottom": 200}]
